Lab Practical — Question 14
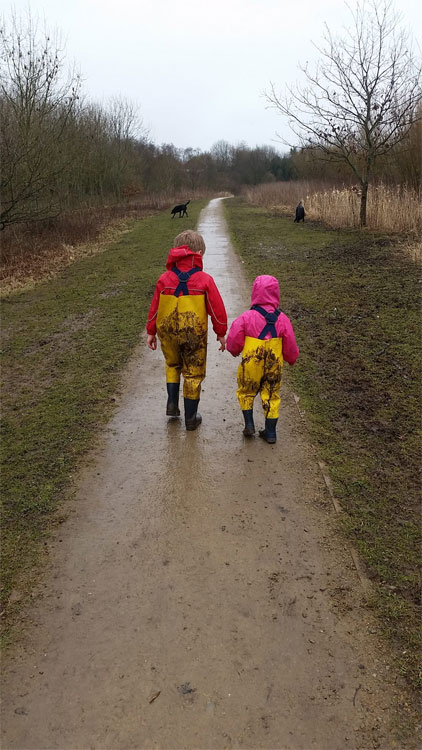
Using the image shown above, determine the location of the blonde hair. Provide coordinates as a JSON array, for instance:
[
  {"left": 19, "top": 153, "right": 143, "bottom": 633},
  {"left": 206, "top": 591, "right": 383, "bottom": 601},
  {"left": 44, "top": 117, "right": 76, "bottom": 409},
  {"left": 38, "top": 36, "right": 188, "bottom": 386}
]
[{"left": 174, "top": 230, "right": 206, "bottom": 255}]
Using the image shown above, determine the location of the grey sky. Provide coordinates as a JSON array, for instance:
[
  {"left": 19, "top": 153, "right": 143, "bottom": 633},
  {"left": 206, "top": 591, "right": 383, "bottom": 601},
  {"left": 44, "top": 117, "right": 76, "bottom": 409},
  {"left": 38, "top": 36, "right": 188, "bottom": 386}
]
[{"left": 5, "top": 0, "right": 422, "bottom": 152}]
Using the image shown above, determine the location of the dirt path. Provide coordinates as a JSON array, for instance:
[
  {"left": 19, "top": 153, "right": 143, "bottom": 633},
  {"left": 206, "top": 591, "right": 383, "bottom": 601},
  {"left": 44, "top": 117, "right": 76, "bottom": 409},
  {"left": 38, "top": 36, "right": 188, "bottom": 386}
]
[{"left": 1, "top": 199, "right": 405, "bottom": 750}]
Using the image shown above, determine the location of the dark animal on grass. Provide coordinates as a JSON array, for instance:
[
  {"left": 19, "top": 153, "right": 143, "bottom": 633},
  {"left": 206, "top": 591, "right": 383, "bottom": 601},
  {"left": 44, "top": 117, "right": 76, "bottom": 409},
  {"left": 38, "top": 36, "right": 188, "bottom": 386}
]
[
  {"left": 171, "top": 200, "right": 190, "bottom": 218},
  {"left": 294, "top": 201, "right": 305, "bottom": 222}
]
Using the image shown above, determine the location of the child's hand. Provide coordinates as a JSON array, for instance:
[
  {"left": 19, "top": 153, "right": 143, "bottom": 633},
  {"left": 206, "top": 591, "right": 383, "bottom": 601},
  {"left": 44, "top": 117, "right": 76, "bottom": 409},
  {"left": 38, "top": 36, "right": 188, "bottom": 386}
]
[
  {"left": 217, "top": 335, "right": 226, "bottom": 352},
  {"left": 147, "top": 334, "right": 157, "bottom": 350}
]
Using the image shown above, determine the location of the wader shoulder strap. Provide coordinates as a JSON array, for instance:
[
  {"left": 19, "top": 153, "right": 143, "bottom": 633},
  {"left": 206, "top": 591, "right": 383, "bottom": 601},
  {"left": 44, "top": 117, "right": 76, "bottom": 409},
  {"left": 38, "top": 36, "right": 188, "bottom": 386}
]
[
  {"left": 251, "top": 304, "right": 281, "bottom": 340},
  {"left": 172, "top": 266, "right": 201, "bottom": 297}
]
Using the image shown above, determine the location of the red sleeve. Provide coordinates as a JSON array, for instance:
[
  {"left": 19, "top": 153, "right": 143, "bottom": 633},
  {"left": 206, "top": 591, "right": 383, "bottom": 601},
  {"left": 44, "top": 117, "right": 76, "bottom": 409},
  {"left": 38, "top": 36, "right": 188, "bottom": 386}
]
[
  {"left": 204, "top": 276, "right": 227, "bottom": 337},
  {"left": 146, "top": 278, "right": 163, "bottom": 335}
]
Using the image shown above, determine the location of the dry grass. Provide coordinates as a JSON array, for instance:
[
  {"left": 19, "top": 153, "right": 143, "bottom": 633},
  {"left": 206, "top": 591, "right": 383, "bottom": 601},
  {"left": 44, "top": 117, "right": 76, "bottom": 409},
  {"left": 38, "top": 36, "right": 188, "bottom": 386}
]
[
  {"left": 403, "top": 240, "right": 422, "bottom": 263},
  {"left": 308, "top": 184, "right": 422, "bottom": 233},
  {"left": 0, "top": 207, "right": 144, "bottom": 295},
  {"left": 243, "top": 180, "right": 422, "bottom": 235},
  {"left": 0, "top": 189, "right": 213, "bottom": 294},
  {"left": 0, "top": 217, "right": 135, "bottom": 295},
  {"left": 243, "top": 180, "right": 329, "bottom": 214}
]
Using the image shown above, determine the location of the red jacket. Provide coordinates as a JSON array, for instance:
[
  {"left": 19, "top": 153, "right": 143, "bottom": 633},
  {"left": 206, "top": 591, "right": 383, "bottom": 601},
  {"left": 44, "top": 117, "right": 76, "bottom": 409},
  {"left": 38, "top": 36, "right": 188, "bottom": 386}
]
[{"left": 146, "top": 246, "right": 228, "bottom": 337}]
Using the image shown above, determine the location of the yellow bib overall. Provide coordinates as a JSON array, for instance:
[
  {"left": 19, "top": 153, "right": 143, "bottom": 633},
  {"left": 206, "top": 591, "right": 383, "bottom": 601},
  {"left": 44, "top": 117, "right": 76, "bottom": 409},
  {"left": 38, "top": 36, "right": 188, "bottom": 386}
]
[
  {"left": 237, "top": 336, "right": 283, "bottom": 419},
  {"left": 157, "top": 293, "right": 208, "bottom": 400}
]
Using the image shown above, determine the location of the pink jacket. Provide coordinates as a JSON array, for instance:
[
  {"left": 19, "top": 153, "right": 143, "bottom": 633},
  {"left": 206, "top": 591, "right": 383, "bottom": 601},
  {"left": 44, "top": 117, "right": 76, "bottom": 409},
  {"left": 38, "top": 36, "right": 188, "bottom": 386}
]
[{"left": 226, "top": 275, "right": 299, "bottom": 365}]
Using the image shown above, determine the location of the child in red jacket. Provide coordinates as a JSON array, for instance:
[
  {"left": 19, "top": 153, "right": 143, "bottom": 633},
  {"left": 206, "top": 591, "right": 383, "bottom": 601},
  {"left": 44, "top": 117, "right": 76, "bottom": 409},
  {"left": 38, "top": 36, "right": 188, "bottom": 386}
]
[
  {"left": 147, "top": 230, "right": 227, "bottom": 430},
  {"left": 226, "top": 275, "right": 299, "bottom": 443}
]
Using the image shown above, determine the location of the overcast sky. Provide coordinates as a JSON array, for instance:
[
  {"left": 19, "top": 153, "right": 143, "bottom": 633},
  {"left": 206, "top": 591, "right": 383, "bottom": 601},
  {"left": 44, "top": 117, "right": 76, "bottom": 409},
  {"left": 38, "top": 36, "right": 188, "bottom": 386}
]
[{"left": 5, "top": 0, "right": 422, "bottom": 152}]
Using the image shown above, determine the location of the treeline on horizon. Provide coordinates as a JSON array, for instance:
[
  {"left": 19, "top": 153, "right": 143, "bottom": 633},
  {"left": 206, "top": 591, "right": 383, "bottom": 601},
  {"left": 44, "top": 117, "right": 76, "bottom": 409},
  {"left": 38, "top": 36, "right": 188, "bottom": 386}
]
[{"left": 1, "top": 12, "right": 421, "bottom": 234}]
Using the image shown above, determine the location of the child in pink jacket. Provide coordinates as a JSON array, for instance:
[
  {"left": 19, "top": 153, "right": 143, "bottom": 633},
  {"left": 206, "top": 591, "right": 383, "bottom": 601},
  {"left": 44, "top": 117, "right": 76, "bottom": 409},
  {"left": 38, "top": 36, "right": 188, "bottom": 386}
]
[{"left": 226, "top": 275, "right": 299, "bottom": 443}]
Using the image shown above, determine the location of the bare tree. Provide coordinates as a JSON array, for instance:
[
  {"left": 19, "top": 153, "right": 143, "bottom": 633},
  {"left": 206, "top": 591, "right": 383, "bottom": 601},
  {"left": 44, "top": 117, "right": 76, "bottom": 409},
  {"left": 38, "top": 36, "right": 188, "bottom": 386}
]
[
  {"left": 107, "top": 95, "right": 145, "bottom": 142},
  {"left": 0, "top": 12, "right": 81, "bottom": 229},
  {"left": 266, "top": 1, "right": 422, "bottom": 225},
  {"left": 104, "top": 96, "right": 147, "bottom": 199},
  {"left": 211, "top": 140, "right": 234, "bottom": 170}
]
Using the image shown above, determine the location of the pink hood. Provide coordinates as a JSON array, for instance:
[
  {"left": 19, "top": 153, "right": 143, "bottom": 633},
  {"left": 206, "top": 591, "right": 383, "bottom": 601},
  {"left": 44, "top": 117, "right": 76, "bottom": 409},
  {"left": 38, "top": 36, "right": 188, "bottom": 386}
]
[
  {"left": 166, "top": 245, "right": 203, "bottom": 272},
  {"left": 226, "top": 275, "right": 299, "bottom": 365},
  {"left": 251, "top": 275, "right": 280, "bottom": 309}
]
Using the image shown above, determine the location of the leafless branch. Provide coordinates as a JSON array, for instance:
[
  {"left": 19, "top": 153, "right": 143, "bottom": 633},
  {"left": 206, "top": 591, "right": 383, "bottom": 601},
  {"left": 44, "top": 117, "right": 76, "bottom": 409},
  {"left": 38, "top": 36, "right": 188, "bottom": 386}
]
[{"left": 265, "top": 0, "right": 422, "bottom": 224}]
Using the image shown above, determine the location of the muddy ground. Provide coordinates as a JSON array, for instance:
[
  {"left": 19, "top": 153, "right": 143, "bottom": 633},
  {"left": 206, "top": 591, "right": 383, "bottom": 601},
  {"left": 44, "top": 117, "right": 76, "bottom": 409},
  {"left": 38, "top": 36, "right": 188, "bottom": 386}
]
[{"left": 0, "top": 199, "right": 413, "bottom": 749}]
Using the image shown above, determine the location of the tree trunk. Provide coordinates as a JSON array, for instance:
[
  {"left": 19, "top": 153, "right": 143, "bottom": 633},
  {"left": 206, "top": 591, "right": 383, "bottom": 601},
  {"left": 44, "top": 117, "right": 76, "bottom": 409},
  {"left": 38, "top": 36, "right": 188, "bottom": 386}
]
[{"left": 360, "top": 182, "right": 368, "bottom": 227}]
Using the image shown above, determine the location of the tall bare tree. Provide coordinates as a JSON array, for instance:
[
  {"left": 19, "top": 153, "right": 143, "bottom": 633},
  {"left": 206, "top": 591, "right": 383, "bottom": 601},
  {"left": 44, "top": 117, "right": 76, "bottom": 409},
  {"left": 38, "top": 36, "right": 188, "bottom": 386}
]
[
  {"left": 104, "top": 96, "right": 147, "bottom": 199},
  {"left": 0, "top": 12, "right": 81, "bottom": 229},
  {"left": 266, "top": 1, "right": 422, "bottom": 225}
]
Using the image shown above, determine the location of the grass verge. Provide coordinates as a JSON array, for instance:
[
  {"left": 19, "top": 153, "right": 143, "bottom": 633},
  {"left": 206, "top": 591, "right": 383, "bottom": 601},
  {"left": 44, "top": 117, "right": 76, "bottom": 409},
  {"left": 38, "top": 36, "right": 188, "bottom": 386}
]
[
  {"left": 224, "top": 198, "right": 421, "bottom": 690},
  {"left": 0, "top": 201, "right": 207, "bottom": 635}
]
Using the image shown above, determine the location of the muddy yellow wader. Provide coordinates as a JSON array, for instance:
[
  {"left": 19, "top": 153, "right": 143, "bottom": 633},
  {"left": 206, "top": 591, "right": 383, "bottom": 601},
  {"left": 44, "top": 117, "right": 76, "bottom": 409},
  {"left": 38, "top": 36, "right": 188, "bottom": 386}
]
[
  {"left": 237, "top": 305, "right": 283, "bottom": 420},
  {"left": 156, "top": 267, "right": 208, "bottom": 401}
]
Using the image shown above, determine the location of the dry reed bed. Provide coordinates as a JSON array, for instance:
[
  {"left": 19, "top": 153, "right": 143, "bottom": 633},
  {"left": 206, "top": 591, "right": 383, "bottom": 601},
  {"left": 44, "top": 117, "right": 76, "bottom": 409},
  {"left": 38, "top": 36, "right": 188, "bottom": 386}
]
[{"left": 243, "top": 181, "right": 422, "bottom": 235}]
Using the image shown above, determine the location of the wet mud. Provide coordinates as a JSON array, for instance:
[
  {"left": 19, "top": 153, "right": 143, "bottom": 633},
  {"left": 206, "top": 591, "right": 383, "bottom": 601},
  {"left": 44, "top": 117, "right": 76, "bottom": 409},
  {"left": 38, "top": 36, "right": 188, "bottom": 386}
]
[
  {"left": 158, "top": 307, "right": 208, "bottom": 399},
  {"left": 239, "top": 344, "right": 282, "bottom": 416},
  {"left": 157, "top": 307, "right": 208, "bottom": 349},
  {"left": 0, "top": 199, "right": 410, "bottom": 749}
]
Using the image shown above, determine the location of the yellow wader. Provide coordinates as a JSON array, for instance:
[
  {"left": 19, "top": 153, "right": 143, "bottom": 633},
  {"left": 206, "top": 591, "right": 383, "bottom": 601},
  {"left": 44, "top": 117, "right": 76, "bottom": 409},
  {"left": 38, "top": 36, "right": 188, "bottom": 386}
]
[
  {"left": 237, "top": 336, "right": 283, "bottom": 419},
  {"left": 157, "top": 293, "right": 208, "bottom": 400}
]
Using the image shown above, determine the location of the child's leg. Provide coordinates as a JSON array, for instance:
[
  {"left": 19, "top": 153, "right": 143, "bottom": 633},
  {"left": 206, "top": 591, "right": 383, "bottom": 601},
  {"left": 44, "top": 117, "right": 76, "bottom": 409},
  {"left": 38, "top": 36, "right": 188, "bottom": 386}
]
[
  {"left": 260, "top": 380, "right": 281, "bottom": 419},
  {"left": 260, "top": 344, "right": 283, "bottom": 419},
  {"left": 179, "top": 340, "right": 207, "bottom": 430},
  {"left": 159, "top": 334, "right": 181, "bottom": 383},
  {"left": 159, "top": 335, "right": 182, "bottom": 415},
  {"left": 259, "top": 383, "right": 280, "bottom": 443},
  {"left": 181, "top": 340, "right": 207, "bottom": 400},
  {"left": 260, "top": 358, "right": 282, "bottom": 443},
  {"left": 236, "top": 364, "right": 258, "bottom": 412},
  {"left": 236, "top": 353, "right": 263, "bottom": 436}
]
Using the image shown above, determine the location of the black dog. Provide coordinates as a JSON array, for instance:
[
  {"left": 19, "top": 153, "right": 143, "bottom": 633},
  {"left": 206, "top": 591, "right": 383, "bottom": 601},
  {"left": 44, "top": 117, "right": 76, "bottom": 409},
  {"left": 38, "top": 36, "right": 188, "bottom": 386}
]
[
  {"left": 294, "top": 201, "right": 305, "bottom": 222},
  {"left": 171, "top": 200, "right": 190, "bottom": 218}
]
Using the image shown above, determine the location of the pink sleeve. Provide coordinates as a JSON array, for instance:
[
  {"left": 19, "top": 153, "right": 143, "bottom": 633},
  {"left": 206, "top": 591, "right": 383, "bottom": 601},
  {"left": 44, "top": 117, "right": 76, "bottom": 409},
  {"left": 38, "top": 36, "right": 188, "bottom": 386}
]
[
  {"left": 226, "top": 315, "right": 246, "bottom": 357},
  {"left": 280, "top": 316, "right": 299, "bottom": 365}
]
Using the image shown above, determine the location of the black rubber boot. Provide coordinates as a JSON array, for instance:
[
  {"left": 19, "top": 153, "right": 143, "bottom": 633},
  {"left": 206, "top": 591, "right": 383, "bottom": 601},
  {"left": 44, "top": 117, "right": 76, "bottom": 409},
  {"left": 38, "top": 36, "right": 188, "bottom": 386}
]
[
  {"left": 184, "top": 398, "right": 202, "bottom": 431},
  {"left": 166, "top": 383, "right": 180, "bottom": 417},
  {"left": 259, "top": 418, "right": 278, "bottom": 444},
  {"left": 242, "top": 410, "right": 255, "bottom": 437}
]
